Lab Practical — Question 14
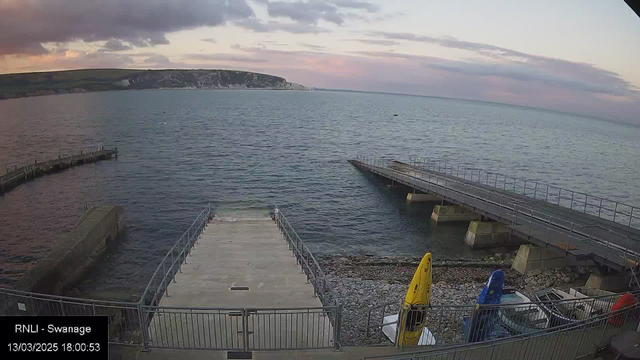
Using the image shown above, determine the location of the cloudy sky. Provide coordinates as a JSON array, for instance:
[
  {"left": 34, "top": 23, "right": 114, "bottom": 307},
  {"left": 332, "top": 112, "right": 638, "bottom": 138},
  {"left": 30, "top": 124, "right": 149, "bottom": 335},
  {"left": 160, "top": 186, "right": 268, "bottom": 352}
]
[{"left": 1, "top": 0, "right": 639, "bottom": 123}]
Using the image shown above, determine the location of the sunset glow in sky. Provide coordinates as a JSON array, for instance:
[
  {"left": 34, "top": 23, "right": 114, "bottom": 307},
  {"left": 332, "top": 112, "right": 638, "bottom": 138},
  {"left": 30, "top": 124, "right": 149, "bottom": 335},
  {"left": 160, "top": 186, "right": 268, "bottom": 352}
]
[{"left": 1, "top": 0, "right": 639, "bottom": 123}]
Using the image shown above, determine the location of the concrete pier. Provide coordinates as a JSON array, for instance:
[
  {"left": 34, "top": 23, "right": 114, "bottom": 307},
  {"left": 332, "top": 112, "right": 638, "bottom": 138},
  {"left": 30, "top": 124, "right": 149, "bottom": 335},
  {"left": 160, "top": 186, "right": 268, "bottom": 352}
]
[
  {"left": 406, "top": 193, "right": 440, "bottom": 202},
  {"left": 148, "top": 218, "right": 333, "bottom": 350},
  {"left": 14, "top": 205, "right": 124, "bottom": 294},
  {"left": 430, "top": 205, "right": 481, "bottom": 222},
  {"left": 464, "top": 221, "right": 511, "bottom": 248},
  {"left": 511, "top": 244, "right": 592, "bottom": 275},
  {"left": 0, "top": 148, "right": 118, "bottom": 195}
]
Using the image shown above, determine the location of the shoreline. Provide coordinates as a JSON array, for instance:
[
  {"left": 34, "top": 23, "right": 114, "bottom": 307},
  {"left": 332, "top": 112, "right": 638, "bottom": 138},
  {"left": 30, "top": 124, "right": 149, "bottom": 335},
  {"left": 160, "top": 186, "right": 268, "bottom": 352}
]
[{"left": 318, "top": 254, "right": 595, "bottom": 346}]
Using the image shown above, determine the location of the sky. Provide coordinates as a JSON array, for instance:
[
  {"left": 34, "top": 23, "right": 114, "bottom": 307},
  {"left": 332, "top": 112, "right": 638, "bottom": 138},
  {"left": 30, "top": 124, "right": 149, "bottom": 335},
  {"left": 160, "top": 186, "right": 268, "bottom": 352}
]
[{"left": 1, "top": 0, "right": 639, "bottom": 124}]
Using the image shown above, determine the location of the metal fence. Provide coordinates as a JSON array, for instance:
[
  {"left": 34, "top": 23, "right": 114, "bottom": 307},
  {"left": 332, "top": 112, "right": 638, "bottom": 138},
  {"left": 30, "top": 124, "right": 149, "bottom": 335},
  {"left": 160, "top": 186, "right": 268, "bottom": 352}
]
[
  {"left": 408, "top": 156, "right": 640, "bottom": 229},
  {"left": 364, "top": 302, "right": 640, "bottom": 360},
  {"left": 272, "top": 207, "right": 338, "bottom": 308},
  {"left": 139, "top": 203, "right": 212, "bottom": 307},
  {"left": 354, "top": 156, "right": 640, "bottom": 271},
  {"left": 143, "top": 305, "right": 340, "bottom": 350},
  {"left": 0, "top": 287, "right": 142, "bottom": 345},
  {"left": 365, "top": 290, "right": 636, "bottom": 348},
  {"left": 134, "top": 204, "right": 342, "bottom": 351},
  {"left": 0, "top": 204, "right": 342, "bottom": 352}
]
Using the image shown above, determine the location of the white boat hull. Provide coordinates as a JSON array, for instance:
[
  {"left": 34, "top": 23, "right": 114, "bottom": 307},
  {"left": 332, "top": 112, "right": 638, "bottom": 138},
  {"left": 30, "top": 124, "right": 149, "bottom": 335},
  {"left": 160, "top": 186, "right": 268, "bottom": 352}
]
[{"left": 382, "top": 314, "right": 436, "bottom": 346}]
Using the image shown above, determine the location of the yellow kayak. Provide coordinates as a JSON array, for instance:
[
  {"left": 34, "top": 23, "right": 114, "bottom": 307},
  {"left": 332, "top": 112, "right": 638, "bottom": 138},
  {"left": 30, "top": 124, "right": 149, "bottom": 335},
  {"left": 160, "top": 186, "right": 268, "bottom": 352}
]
[{"left": 397, "top": 252, "right": 432, "bottom": 346}]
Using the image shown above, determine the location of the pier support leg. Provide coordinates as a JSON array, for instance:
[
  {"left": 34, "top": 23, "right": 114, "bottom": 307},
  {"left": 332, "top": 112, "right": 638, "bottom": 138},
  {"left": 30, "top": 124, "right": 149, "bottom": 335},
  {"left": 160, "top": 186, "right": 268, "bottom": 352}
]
[
  {"left": 406, "top": 193, "right": 440, "bottom": 202},
  {"left": 585, "top": 271, "right": 628, "bottom": 292},
  {"left": 511, "top": 244, "right": 591, "bottom": 275},
  {"left": 431, "top": 205, "right": 481, "bottom": 222},
  {"left": 464, "top": 221, "right": 511, "bottom": 248}
]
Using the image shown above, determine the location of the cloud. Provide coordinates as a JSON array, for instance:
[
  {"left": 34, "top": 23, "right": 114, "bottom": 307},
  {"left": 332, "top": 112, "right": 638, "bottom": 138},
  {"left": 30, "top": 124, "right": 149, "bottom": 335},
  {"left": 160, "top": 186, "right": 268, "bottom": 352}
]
[
  {"left": 6, "top": 49, "right": 134, "bottom": 72},
  {"left": 0, "top": 0, "right": 255, "bottom": 56},
  {"left": 144, "top": 54, "right": 174, "bottom": 66},
  {"left": 102, "top": 39, "right": 132, "bottom": 52},
  {"left": 332, "top": 0, "right": 379, "bottom": 12},
  {"left": 345, "top": 39, "right": 400, "bottom": 46},
  {"left": 200, "top": 38, "right": 217, "bottom": 44},
  {"left": 298, "top": 42, "right": 325, "bottom": 50},
  {"left": 233, "top": 18, "right": 330, "bottom": 34},
  {"left": 366, "top": 31, "right": 640, "bottom": 99},
  {"left": 256, "top": 0, "right": 379, "bottom": 26},
  {"left": 186, "top": 53, "right": 270, "bottom": 63}
]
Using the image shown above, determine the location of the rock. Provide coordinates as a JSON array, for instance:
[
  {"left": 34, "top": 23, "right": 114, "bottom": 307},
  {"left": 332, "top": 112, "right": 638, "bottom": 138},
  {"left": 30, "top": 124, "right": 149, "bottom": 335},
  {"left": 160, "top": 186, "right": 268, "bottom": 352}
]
[
  {"left": 561, "top": 276, "right": 571, "bottom": 283},
  {"left": 528, "top": 268, "right": 543, "bottom": 276}
]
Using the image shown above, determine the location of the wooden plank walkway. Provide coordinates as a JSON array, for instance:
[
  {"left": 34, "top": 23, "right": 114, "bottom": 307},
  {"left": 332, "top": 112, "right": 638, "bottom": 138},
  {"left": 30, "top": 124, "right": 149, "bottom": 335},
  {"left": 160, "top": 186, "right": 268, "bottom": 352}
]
[{"left": 0, "top": 148, "right": 118, "bottom": 195}]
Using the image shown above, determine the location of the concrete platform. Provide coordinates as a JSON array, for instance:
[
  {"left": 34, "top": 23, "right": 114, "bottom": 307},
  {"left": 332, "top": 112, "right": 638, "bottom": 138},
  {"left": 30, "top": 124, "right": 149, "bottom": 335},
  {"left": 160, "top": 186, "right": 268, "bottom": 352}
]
[{"left": 147, "top": 218, "right": 332, "bottom": 350}]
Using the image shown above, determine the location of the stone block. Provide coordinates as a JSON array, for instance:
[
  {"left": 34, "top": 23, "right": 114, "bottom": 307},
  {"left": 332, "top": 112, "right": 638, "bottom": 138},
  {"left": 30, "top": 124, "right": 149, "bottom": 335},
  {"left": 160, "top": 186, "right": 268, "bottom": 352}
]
[{"left": 431, "top": 205, "right": 481, "bottom": 222}]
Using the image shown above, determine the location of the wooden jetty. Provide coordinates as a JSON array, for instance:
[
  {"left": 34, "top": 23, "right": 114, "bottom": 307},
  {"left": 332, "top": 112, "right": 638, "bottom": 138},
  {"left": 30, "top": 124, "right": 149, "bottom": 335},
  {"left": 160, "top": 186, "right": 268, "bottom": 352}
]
[{"left": 0, "top": 148, "right": 118, "bottom": 195}]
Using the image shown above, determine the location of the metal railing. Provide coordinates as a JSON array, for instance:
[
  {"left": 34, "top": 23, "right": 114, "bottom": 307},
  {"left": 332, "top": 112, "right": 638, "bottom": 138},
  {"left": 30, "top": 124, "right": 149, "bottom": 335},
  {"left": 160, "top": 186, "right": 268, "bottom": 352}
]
[
  {"left": 353, "top": 156, "right": 640, "bottom": 271},
  {"left": 272, "top": 207, "right": 343, "bottom": 349},
  {"left": 408, "top": 156, "right": 640, "bottom": 229},
  {"left": 1, "top": 204, "right": 342, "bottom": 352},
  {"left": 364, "top": 301, "right": 640, "bottom": 360},
  {"left": 0, "top": 287, "right": 142, "bottom": 346},
  {"left": 135, "top": 204, "right": 342, "bottom": 351},
  {"left": 365, "top": 290, "right": 635, "bottom": 348},
  {"left": 139, "top": 203, "right": 212, "bottom": 307},
  {"left": 143, "top": 305, "right": 340, "bottom": 351},
  {"left": 272, "top": 207, "right": 337, "bottom": 307}
]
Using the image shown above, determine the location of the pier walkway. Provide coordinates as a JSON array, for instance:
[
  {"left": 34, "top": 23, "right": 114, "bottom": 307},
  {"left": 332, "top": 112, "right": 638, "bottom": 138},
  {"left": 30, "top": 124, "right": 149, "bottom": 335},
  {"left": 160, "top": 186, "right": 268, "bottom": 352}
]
[
  {"left": 142, "top": 209, "right": 338, "bottom": 352},
  {"left": 350, "top": 157, "right": 640, "bottom": 272},
  {"left": 0, "top": 148, "right": 118, "bottom": 194}
]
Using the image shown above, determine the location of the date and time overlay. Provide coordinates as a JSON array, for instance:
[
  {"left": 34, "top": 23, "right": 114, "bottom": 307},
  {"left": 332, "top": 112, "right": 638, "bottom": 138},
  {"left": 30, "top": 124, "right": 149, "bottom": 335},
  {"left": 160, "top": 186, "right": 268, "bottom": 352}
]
[{"left": 1, "top": 316, "right": 108, "bottom": 359}]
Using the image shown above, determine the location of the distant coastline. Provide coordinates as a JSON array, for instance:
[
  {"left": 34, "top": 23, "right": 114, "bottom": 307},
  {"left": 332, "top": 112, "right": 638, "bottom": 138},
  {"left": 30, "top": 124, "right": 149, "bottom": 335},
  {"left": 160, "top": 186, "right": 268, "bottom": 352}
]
[{"left": 0, "top": 68, "right": 307, "bottom": 100}]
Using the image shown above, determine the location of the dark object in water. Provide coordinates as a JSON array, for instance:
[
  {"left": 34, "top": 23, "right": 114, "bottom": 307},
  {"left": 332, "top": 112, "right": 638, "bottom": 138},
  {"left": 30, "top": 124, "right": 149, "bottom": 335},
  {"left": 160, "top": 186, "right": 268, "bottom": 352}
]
[{"left": 393, "top": 114, "right": 398, "bottom": 116}]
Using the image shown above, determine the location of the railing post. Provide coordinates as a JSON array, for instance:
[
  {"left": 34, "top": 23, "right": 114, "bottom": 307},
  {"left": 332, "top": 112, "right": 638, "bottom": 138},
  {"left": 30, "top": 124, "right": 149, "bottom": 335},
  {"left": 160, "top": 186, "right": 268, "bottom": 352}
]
[
  {"left": 613, "top": 202, "right": 619, "bottom": 222},
  {"left": 334, "top": 304, "right": 342, "bottom": 351},
  {"left": 242, "top": 309, "right": 250, "bottom": 352},
  {"left": 162, "top": 261, "right": 169, "bottom": 297},
  {"left": 598, "top": 198, "right": 603, "bottom": 217},
  {"left": 570, "top": 191, "right": 575, "bottom": 209},
  {"left": 138, "top": 300, "right": 150, "bottom": 351},
  {"left": 631, "top": 207, "right": 635, "bottom": 227}
]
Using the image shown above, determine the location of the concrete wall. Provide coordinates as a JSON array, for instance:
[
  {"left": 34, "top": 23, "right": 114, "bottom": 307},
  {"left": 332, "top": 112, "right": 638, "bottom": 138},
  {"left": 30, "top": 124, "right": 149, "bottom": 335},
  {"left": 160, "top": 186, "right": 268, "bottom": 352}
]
[
  {"left": 14, "top": 205, "right": 124, "bottom": 294},
  {"left": 431, "top": 205, "right": 481, "bottom": 222},
  {"left": 464, "top": 221, "right": 511, "bottom": 248},
  {"left": 406, "top": 193, "right": 441, "bottom": 202},
  {"left": 511, "top": 244, "right": 593, "bottom": 275}
]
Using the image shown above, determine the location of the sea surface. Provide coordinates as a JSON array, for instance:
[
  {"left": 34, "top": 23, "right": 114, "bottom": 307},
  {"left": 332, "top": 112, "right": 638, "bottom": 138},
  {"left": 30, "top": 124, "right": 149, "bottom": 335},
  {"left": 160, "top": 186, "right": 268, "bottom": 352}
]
[{"left": 1, "top": 89, "right": 639, "bottom": 300}]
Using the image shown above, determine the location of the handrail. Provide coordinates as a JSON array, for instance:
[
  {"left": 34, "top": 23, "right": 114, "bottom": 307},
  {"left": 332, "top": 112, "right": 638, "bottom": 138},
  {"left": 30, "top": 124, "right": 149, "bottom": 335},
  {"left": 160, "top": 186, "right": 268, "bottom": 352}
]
[
  {"left": 354, "top": 156, "right": 640, "bottom": 269},
  {"left": 139, "top": 203, "right": 212, "bottom": 306},
  {"left": 272, "top": 207, "right": 337, "bottom": 307},
  {"left": 0, "top": 286, "right": 138, "bottom": 306},
  {"left": 408, "top": 156, "right": 640, "bottom": 229},
  {"left": 364, "top": 301, "right": 640, "bottom": 359}
]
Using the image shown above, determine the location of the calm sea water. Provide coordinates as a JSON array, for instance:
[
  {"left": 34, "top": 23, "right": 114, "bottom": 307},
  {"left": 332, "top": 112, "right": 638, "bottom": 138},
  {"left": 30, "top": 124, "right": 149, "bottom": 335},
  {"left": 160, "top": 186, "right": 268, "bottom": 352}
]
[{"left": 1, "top": 89, "right": 639, "bottom": 300}]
